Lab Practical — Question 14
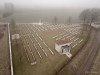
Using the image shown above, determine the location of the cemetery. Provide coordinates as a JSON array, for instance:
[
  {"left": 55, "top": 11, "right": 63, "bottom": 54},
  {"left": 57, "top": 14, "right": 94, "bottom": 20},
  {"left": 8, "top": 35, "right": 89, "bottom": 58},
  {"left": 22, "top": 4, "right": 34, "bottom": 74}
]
[
  {"left": 11, "top": 23, "right": 87, "bottom": 75},
  {"left": 0, "top": 1, "right": 100, "bottom": 75}
]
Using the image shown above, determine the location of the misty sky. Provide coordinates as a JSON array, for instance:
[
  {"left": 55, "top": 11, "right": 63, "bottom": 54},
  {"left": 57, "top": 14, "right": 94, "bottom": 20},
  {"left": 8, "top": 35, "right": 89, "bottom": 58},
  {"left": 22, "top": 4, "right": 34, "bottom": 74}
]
[{"left": 0, "top": 0, "right": 100, "bottom": 8}]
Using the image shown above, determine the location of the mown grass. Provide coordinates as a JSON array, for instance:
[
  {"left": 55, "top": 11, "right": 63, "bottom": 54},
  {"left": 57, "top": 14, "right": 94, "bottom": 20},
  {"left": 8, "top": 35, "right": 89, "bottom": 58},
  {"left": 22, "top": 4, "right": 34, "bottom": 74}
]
[
  {"left": 0, "top": 27, "right": 10, "bottom": 75},
  {"left": 11, "top": 24, "right": 87, "bottom": 75},
  {"left": 12, "top": 40, "right": 68, "bottom": 75}
]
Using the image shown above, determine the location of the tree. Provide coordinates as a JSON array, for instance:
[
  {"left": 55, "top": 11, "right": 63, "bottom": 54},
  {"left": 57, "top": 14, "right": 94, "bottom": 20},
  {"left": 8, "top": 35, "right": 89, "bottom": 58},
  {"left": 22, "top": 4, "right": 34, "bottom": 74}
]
[
  {"left": 53, "top": 16, "right": 58, "bottom": 25},
  {"left": 80, "top": 8, "right": 100, "bottom": 35},
  {"left": 80, "top": 8, "right": 100, "bottom": 25},
  {"left": 89, "top": 8, "right": 100, "bottom": 25},
  {"left": 2, "top": 3, "right": 14, "bottom": 18},
  {"left": 67, "top": 16, "right": 72, "bottom": 25},
  {"left": 10, "top": 18, "right": 16, "bottom": 34},
  {"left": 80, "top": 9, "right": 91, "bottom": 35},
  {"left": 79, "top": 9, "right": 90, "bottom": 24}
]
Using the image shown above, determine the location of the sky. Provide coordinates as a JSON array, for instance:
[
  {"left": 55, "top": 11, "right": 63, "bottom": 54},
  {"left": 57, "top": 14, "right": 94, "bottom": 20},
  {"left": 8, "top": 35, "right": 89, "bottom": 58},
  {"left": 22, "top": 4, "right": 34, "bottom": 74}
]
[{"left": 0, "top": 0, "right": 100, "bottom": 9}]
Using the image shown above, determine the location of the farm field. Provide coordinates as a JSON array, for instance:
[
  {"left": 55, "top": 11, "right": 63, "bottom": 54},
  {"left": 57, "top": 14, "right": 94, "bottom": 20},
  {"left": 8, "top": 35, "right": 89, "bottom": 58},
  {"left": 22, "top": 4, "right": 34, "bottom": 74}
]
[{"left": 12, "top": 23, "right": 87, "bottom": 75}]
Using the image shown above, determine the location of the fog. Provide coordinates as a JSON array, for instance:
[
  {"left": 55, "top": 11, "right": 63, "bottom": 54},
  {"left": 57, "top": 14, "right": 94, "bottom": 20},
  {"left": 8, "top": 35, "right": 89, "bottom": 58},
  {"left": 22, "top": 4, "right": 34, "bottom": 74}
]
[
  {"left": 0, "top": 0, "right": 100, "bottom": 23},
  {"left": 0, "top": 0, "right": 100, "bottom": 8}
]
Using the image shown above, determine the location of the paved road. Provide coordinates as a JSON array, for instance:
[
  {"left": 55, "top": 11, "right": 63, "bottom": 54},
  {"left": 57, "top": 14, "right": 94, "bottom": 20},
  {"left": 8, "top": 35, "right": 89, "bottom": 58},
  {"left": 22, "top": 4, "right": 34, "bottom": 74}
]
[
  {"left": 56, "top": 28, "right": 98, "bottom": 75},
  {"left": 0, "top": 27, "right": 10, "bottom": 75}
]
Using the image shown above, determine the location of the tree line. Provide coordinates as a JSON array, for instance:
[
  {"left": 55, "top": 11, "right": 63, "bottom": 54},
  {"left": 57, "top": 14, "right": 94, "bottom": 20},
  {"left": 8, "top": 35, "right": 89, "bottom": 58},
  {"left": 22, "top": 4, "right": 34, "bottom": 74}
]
[{"left": 80, "top": 8, "right": 100, "bottom": 26}]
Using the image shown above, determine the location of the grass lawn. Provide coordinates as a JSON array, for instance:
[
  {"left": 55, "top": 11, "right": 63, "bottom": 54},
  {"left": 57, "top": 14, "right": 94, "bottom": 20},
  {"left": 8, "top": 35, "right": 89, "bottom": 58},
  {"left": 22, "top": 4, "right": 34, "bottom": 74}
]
[
  {"left": 0, "top": 26, "right": 10, "bottom": 75},
  {"left": 11, "top": 23, "right": 87, "bottom": 75}
]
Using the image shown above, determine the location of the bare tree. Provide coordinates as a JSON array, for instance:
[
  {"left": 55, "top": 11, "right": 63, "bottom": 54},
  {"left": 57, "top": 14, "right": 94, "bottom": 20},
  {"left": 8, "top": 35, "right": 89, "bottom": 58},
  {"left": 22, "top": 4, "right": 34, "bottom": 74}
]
[
  {"left": 80, "top": 8, "right": 100, "bottom": 25},
  {"left": 3, "top": 3, "right": 14, "bottom": 18},
  {"left": 53, "top": 16, "right": 58, "bottom": 25},
  {"left": 89, "top": 8, "right": 100, "bottom": 25},
  {"left": 67, "top": 16, "right": 72, "bottom": 25},
  {"left": 10, "top": 18, "right": 16, "bottom": 34},
  {"left": 79, "top": 9, "right": 90, "bottom": 24},
  {"left": 80, "top": 8, "right": 100, "bottom": 35}
]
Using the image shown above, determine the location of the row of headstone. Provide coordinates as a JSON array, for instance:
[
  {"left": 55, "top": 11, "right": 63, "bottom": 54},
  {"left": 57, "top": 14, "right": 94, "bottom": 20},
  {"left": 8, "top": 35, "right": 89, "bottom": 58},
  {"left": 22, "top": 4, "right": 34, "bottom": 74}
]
[
  {"left": 72, "top": 39, "right": 83, "bottom": 48},
  {"left": 17, "top": 24, "right": 42, "bottom": 65},
  {"left": 53, "top": 25, "right": 82, "bottom": 40},
  {"left": 17, "top": 23, "right": 83, "bottom": 65},
  {"left": 31, "top": 25, "right": 54, "bottom": 56},
  {"left": 35, "top": 32, "right": 54, "bottom": 55}
]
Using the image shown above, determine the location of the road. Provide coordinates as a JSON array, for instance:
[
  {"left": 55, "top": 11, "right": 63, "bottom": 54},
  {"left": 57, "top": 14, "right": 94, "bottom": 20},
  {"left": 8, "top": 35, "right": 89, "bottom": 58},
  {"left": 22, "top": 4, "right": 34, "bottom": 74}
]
[
  {"left": 0, "top": 26, "right": 10, "bottom": 75},
  {"left": 57, "top": 28, "right": 99, "bottom": 75},
  {"left": 76, "top": 29, "right": 100, "bottom": 75}
]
